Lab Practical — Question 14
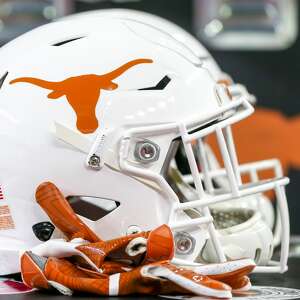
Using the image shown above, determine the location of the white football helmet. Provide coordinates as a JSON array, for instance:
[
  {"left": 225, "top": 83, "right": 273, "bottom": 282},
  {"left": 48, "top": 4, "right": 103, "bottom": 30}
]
[
  {"left": 59, "top": 9, "right": 287, "bottom": 268},
  {"left": 0, "top": 16, "right": 289, "bottom": 277},
  {"left": 60, "top": 10, "right": 279, "bottom": 227}
]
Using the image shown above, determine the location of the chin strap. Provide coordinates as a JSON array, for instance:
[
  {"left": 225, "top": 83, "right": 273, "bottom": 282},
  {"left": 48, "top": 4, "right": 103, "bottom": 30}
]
[
  {"left": 54, "top": 121, "right": 108, "bottom": 171},
  {"left": 54, "top": 121, "right": 91, "bottom": 153},
  {"left": 35, "top": 182, "right": 101, "bottom": 243}
]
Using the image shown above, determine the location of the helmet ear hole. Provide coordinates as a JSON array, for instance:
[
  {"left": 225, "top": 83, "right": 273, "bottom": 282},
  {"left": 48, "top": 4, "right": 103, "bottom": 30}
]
[{"left": 66, "top": 196, "right": 120, "bottom": 222}]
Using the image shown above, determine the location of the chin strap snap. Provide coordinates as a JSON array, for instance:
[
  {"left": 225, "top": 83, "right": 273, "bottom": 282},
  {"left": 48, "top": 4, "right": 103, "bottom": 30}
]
[{"left": 86, "top": 129, "right": 108, "bottom": 170}]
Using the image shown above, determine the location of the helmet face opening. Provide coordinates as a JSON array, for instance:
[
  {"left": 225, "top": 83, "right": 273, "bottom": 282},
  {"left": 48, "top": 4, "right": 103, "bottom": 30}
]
[{"left": 161, "top": 117, "right": 289, "bottom": 271}]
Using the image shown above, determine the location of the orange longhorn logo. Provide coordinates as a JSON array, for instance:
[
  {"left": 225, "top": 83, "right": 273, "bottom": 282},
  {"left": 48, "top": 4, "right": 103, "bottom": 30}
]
[{"left": 10, "top": 59, "right": 153, "bottom": 134}]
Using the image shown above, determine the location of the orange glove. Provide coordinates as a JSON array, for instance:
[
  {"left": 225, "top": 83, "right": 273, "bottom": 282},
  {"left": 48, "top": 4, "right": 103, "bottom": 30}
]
[
  {"left": 30, "top": 224, "right": 174, "bottom": 273},
  {"left": 190, "top": 258, "right": 255, "bottom": 292},
  {"left": 21, "top": 251, "right": 232, "bottom": 298},
  {"left": 33, "top": 181, "right": 254, "bottom": 294},
  {"left": 36, "top": 182, "right": 101, "bottom": 242},
  {"left": 76, "top": 223, "right": 174, "bottom": 269}
]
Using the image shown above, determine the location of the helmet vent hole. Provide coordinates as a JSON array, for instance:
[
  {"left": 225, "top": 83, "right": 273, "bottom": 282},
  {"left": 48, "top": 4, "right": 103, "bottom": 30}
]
[
  {"left": 139, "top": 75, "right": 171, "bottom": 90},
  {"left": 52, "top": 37, "right": 85, "bottom": 47},
  {"left": 0, "top": 71, "right": 8, "bottom": 89},
  {"left": 254, "top": 248, "right": 262, "bottom": 263},
  {"left": 269, "top": 244, "right": 274, "bottom": 260}
]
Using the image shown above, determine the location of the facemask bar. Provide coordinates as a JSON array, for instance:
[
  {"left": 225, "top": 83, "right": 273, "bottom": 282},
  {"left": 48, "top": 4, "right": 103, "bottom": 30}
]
[
  {"left": 179, "top": 114, "right": 290, "bottom": 273},
  {"left": 119, "top": 92, "right": 251, "bottom": 257},
  {"left": 119, "top": 92, "right": 289, "bottom": 273},
  {"left": 228, "top": 84, "right": 257, "bottom": 105},
  {"left": 183, "top": 155, "right": 286, "bottom": 245},
  {"left": 219, "top": 72, "right": 256, "bottom": 105},
  {"left": 179, "top": 132, "right": 289, "bottom": 273},
  {"left": 189, "top": 84, "right": 282, "bottom": 252}
]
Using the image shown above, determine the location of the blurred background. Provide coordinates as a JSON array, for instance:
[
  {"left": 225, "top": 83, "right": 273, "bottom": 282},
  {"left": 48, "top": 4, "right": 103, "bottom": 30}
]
[{"left": 0, "top": 0, "right": 299, "bottom": 236}]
